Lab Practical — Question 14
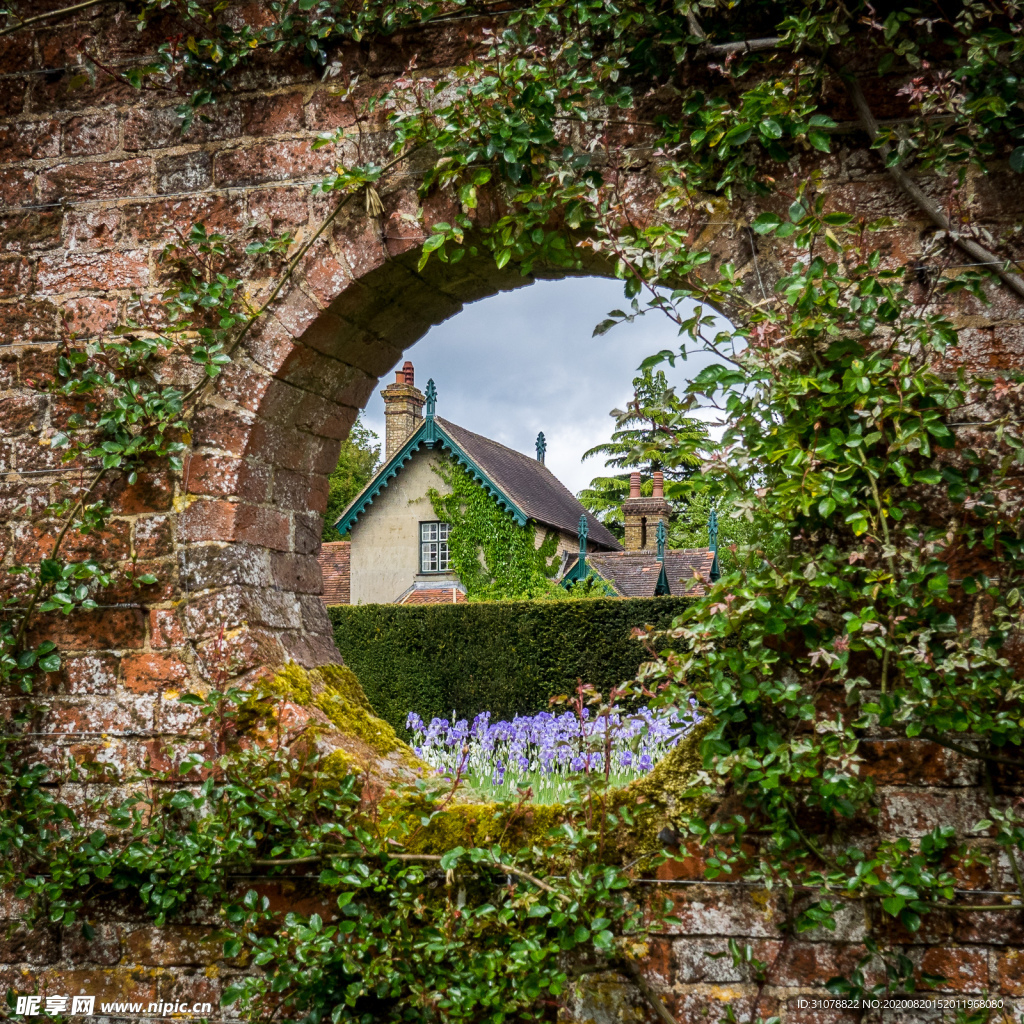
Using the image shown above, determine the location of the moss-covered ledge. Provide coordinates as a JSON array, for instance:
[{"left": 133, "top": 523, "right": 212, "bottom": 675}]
[{"left": 244, "top": 663, "right": 709, "bottom": 863}]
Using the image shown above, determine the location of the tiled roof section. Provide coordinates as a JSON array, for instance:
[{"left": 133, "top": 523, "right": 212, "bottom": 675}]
[
  {"left": 318, "top": 541, "right": 350, "bottom": 605},
  {"left": 436, "top": 417, "right": 622, "bottom": 551},
  {"left": 397, "top": 581, "right": 468, "bottom": 605},
  {"left": 662, "top": 549, "right": 717, "bottom": 596},
  {"left": 571, "top": 548, "right": 716, "bottom": 598}
]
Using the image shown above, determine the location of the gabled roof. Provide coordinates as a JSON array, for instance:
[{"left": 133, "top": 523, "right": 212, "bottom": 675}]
[
  {"left": 561, "top": 549, "right": 716, "bottom": 598},
  {"left": 334, "top": 408, "right": 621, "bottom": 550},
  {"left": 396, "top": 581, "right": 468, "bottom": 605},
  {"left": 318, "top": 541, "right": 350, "bottom": 605}
]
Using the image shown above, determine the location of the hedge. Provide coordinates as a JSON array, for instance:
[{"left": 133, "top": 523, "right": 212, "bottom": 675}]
[{"left": 329, "top": 597, "right": 696, "bottom": 733}]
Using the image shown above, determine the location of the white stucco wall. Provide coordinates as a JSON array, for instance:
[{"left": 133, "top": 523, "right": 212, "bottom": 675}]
[
  {"left": 349, "top": 452, "right": 596, "bottom": 603},
  {"left": 348, "top": 448, "right": 455, "bottom": 604}
]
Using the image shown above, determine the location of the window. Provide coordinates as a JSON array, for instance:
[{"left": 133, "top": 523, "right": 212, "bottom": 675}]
[{"left": 420, "top": 521, "right": 451, "bottom": 573}]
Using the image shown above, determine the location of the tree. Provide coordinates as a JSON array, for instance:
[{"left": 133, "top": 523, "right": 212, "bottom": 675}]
[
  {"left": 322, "top": 418, "right": 380, "bottom": 542},
  {"left": 580, "top": 368, "right": 711, "bottom": 538}
]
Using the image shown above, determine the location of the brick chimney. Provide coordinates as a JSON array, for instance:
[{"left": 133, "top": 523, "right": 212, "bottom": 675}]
[
  {"left": 622, "top": 471, "right": 671, "bottom": 551},
  {"left": 381, "top": 360, "right": 425, "bottom": 461}
]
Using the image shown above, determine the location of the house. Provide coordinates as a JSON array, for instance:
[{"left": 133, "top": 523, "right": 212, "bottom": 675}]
[
  {"left": 558, "top": 473, "right": 720, "bottom": 597},
  {"left": 319, "top": 363, "right": 621, "bottom": 605}
]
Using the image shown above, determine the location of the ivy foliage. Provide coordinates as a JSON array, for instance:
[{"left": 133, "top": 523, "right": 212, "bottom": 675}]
[
  {"left": 427, "top": 458, "right": 563, "bottom": 601},
  {"left": 3, "top": 0, "right": 1024, "bottom": 1014},
  {"left": 1, "top": 682, "right": 673, "bottom": 1024}
]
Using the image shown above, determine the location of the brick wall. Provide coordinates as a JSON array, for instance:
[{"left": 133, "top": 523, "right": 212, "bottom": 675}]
[{"left": 2, "top": 4, "right": 1024, "bottom": 1021}]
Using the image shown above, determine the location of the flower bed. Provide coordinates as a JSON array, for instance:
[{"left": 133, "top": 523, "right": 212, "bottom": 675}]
[{"left": 406, "top": 705, "right": 695, "bottom": 804}]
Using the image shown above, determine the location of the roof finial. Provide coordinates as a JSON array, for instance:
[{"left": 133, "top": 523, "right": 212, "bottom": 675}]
[
  {"left": 656, "top": 519, "right": 666, "bottom": 562},
  {"left": 708, "top": 506, "right": 721, "bottom": 583},
  {"left": 425, "top": 378, "right": 437, "bottom": 420},
  {"left": 577, "top": 513, "right": 588, "bottom": 572},
  {"left": 536, "top": 431, "right": 546, "bottom": 464}
]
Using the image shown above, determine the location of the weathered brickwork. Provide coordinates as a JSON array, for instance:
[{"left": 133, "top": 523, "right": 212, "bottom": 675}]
[{"left": 2, "top": 4, "right": 1024, "bottom": 1021}]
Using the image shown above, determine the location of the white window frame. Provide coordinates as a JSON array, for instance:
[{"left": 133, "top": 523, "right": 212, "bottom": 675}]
[{"left": 420, "top": 521, "right": 451, "bottom": 573}]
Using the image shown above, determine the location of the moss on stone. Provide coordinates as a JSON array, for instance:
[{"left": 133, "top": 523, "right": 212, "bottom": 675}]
[
  {"left": 261, "top": 662, "right": 403, "bottom": 757},
  {"left": 606, "top": 717, "right": 711, "bottom": 856}
]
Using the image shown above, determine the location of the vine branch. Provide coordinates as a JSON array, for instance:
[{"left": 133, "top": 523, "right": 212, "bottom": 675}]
[{"left": 841, "top": 71, "right": 1024, "bottom": 302}]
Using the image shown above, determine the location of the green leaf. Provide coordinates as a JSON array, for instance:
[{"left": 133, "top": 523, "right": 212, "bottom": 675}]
[
  {"left": 807, "top": 130, "right": 831, "bottom": 153},
  {"left": 440, "top": 847, "right": 465, "bottom": 870},
  {"left": 759, "top": 118, "right": 783, "bottom": 139},
  {"left": 751, "top": 213, "right": 782, "bottom": 234},
  {"left": 1010, "top": 147, "right": 1024, "bottom": 174}
]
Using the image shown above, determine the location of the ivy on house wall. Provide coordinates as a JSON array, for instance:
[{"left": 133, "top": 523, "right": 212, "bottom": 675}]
[{"left": 427, "top": 459, "right": 562, "bottom": 601}]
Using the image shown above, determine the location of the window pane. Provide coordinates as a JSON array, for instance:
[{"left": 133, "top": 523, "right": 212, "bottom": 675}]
[
  {"left": 421, "top": 522, "right": 437, "bottom": 542},
  {"left": 438, "top": 522, "right": 450, "bottom": 541},
  {"left": 422, "top": 542, "right": 438, "bottom": 572}
]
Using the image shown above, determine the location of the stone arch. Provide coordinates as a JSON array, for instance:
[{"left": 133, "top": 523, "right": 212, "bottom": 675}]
[{"left": 175, "top": 241, "right": 605, "bottom": 683}]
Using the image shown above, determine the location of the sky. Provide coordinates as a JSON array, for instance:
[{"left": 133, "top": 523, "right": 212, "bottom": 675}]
[{"left": 359, "top": 276, "right": 732, "bottom": 495}]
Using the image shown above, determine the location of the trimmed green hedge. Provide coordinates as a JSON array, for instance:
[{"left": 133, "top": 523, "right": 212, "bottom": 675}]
[{"left": 329, "top": 597, "right": 695, "bottom": 732}]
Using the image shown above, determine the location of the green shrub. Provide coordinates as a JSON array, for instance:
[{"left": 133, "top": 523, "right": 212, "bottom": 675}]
[{"left": 329, "top": 597, "right": 695, "bottom": 732}]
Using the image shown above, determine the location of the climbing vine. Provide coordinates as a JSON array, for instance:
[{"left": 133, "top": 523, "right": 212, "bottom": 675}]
[
  {"left": 2, "top": 0, "right": 1024, "bottom": 1017},
  {"left": 428, "top": 459, "right": 562, "bottom": 600}
]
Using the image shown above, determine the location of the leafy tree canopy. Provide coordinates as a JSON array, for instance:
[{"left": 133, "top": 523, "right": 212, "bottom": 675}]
[{"left": 322, "top": 417, "right": 380, "bottom": 542}]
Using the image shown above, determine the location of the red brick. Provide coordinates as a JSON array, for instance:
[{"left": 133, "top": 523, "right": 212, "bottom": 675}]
[
  {"left": 0, "top": 166, "right": 33, "bottom": 206},
  {"left": 61, "top": 115, "right": 120, "bottom": 157},
  {"left": 0, "top": 394, "right": 46, "bottom": 431},
  {"left": 122, "top": 104, "right": 242, "bottom": 152},
  {"left": 37, "top": 158, "right": 152, "bottom": 203},
  {"left": 0, "top": 300, "right": 59, "bottom": 344},
  {"left": 0, "top": 209, "right": 62, "bottom": 253},
  {"left": 0, "top": 256, "right": 32, "bottom": 292},
  {"left": 998, "top": 948, "right": 1024, "bottom": 995},
  {"left": 0, "top": 118, "right": 59, "bottom": 161},
  {"left": 121, "top": 652, "right": 190, "bottom": 694},
  {"left": 36, "top": 250, "right": 149, "bottom": 293},
  {"left": 12, "top": 520, "right": 129, "bottom": 564},
  {"left": 660, "top": 886, "right": 784, "bottom": 938},
  {"left": 235, "top": 504, "right": 291, "bottom": 550},
  {"left": 271, "top": 551, "right": 322, "bottom": 593},
  {"left": 28, "top": 608, "right": 145, "bottom": 651},
  {"left": 157, "top": 968, "right": 221, "bottom": 1006},
  {"left": 920, "top": 946, "right": 989, "bottom": 993},
  {"left": 61, "top": 923, "right": 120, "bottom": 966},
  {"left": 61, "top": 296, "right": 119, "bottom": 336},
  {"left": 134, "top": 515, "right": 174, "bottom": 559},
  {"left": 244, "top": 314, "right": 300, "bottom": 373},
  {"left": 183, "top": 453, "right": 270, "bottom": 501},
  {"left": 63, "top": 208, "right": 121, "bottom": 252},
  {"left": 29, "top": 968, "right": 158, "bottom": 1005},
  {"left": 120, "top": 194, "right": 246, "bottom": 246},
  {"left": 214, "top": 139, "right": 333, "bottom": 187},
  {"left": 242, "top": 90, "right": 305, "bottom": 135},
  {"left": 43, "top": 696, "right": 154, "bottom": 735},
  {"left": 196, "top": 627, "right": 284, "bottom": 676},
  {"left": 149, "top": 608, "right": 186, "bottom": 650},
  {"left": 181, "top": 499, "right": 293, "bottom": 550},
  {"left": 63, "top": 654, "right": 120, "bottom": 695},
  {"left": 213, "top": 362, "right": 272, "bottom": 412},
  {"left": 190, "top": 405, "right": 255, "bottom": 455}
]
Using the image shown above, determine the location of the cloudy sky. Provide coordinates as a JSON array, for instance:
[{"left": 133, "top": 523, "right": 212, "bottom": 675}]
[{"left": 360, "top": 276, "right": 732, "bottom": 495}]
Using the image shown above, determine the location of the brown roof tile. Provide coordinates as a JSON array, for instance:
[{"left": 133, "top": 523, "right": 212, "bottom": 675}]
[
  {"left": 568, "top": 548, "right": 715, "bottom": 598},
  {"left": 318, "top": 541, "right": 350, "bottom": 605},
  {"left": 398, "top": 583, "right": 468, "bottom": 605},
  {"left": 437, "top": 417, "right": 621, "bottom": 551}
]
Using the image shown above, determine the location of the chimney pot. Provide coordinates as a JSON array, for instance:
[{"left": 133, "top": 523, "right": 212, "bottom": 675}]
[
  {"left": 652, "top": 471, "right": 664, "bottom": 498},
  {"left": 403, "top": 361, "right": 414, "bottom": 386},
  {"left": 628, "top": 472, "right": 641, "bottom": 499}
]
